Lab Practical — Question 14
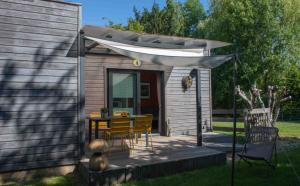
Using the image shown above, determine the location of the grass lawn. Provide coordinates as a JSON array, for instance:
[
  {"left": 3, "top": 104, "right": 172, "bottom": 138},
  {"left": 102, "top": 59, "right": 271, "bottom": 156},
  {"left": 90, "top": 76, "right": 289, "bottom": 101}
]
[
  {"left": 12, "top": 147, "right": 300, "bottom": 186},
  {"left": 124, "top": 121, "right": 300, "bottom": 186},
  {"left": 10, "top": 121, "right": 300, "bottom": 186},
  {"left": 8, "top": 175, "right": 75, "bottom": 186},
  {"left": 213, "top": 121, "right": 300, "bottom": 138},
  {"left": 124, "top": 147, "right": 300, "bottom": 186}
]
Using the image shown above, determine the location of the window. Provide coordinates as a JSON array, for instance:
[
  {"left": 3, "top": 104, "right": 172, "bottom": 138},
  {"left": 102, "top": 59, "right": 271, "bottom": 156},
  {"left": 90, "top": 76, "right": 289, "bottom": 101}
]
[{"left": 110, "top": 72, "right": 137, "bottom": 115}]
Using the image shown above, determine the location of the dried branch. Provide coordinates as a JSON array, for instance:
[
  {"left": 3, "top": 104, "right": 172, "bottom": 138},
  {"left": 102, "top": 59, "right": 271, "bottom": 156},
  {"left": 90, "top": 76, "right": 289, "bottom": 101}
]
[
  {"left": 271, "top": 107, "right": 280, "bottom": 127},
  {"left": 238, "top": 84, "right": 291, "bottom": 127},
  {"left": 236, "top": 85, "right": 252, "bottom": 109},
  {"left": 268, "top": 85, "right": 273, "bottom": 109},
  {"left": 280, "top": 96, "right": 292, "bottom": 103},
  {"left": 251, "top": 84, "right": 265, "bottom": 108}
]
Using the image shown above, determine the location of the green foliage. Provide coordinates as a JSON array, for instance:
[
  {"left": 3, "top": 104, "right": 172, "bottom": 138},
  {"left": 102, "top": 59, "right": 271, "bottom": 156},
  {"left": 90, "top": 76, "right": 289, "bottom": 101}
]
[
  {"left": 128, "top": 18, "right": 144, "bottom": 33},
  {"left": 182, "top": 0, "right": 207, "bottom": 37},
  {"left": 125, "top": 0, "right": 206, "bottom": 36},
  {"left": 106, "top": 0, "right": 299, "bottom": 110},
  {"left": 128, "top": 0, "right": 186, "bottom": 36},
  {"left": 9, "top": 175, "right": 75, "bottom": 186},
  {"left": 204, "top": 0, "right": 300, "bottom": 109}
]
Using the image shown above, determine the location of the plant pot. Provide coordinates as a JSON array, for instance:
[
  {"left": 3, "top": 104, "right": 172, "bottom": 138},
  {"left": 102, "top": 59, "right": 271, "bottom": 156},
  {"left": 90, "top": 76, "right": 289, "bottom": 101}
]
[
  {"left": 101, "top": 111, "right": 108, "bottom": 118},
  {"left": 89, "top": 153, "right": 108, "bottom": 171}
]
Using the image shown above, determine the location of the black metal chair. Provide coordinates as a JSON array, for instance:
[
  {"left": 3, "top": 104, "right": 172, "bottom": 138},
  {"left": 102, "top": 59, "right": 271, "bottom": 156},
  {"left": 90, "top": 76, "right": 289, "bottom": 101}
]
[{"left": 238, "top": 126, "right": 279, "bottom": 169}]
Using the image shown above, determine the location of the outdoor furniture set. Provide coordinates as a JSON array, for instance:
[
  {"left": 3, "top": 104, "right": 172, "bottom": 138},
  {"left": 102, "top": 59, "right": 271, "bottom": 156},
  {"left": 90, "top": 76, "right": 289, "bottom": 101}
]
[{"left": 87, "top": 112, "right": 153, "bottom": 151}]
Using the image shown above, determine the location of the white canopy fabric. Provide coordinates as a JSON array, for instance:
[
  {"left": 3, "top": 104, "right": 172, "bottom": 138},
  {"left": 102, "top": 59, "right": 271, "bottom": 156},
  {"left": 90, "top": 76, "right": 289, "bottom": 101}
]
[{"left": 85, "top": 36, "right": 232, "bottom": 69}]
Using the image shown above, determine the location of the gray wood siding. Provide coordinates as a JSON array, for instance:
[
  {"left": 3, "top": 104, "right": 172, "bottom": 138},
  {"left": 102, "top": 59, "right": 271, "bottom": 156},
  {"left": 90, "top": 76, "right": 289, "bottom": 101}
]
[
  {"left": 85, "top": 54, "right": 171, "bottom": 115},
  {"left": 198, "top": 68, "right": 212, "bottom": 132},
  {"left": 85, "top": 54, "right": 213, "bottom": 136},
  {"left": 0, "top": 0, "right": 80, "bottom": 172},
  {"left": 166, "top": 67, "right": 197, "bottom": 135},
  {"left": 166, "top": 68, "right": 212, "bottom": 135}
]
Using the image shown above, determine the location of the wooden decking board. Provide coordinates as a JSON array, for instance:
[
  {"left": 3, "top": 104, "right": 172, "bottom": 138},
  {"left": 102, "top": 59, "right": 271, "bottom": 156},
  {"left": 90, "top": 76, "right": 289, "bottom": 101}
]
[{"left": 78, "top": 136, "right": 226, "bottom": 186}]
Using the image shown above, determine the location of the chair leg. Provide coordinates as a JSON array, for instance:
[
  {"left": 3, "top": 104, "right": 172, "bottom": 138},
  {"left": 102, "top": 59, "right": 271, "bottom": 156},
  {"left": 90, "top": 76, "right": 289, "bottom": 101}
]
[
  {"left": 265, "top": 160, "right": 276, "bottom": 169},
  {"left": 130, "top": 133, "right": 134, "bottom": 149},
  {"left": 135, "top": 133, "right": 138, "bottom": 144},
  {"left": 112, "top": 136, "right": 115, "bottom": 147},
  {"left": 127, "top": 135, "right": 131, "bottom": 150},
  {"left": 107, "top": 135, "right": 112, "bottom": 155},
  {"left": 149, "top": 131, "right": 153, "bottom": 151},
  {"left": 240, "top": 156, "right": 253, "bottom": 167},
  {"left": 121, "top": 137, "right": 125, "bottom": 151},
  {"left": 237, "top": 157, "right": 241, "bottom": 168},
  {"left": 274, "top": 145, "right": 278, "bottom": 166}
]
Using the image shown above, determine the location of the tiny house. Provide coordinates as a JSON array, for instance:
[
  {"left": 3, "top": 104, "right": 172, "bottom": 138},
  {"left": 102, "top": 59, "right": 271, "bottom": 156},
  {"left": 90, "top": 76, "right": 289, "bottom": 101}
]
[
  {"left": 0, "top": 0, "right": 231, "bottom": 181},
  {"left": 83, "top": 25, "right": 220, "bottom": 137}
]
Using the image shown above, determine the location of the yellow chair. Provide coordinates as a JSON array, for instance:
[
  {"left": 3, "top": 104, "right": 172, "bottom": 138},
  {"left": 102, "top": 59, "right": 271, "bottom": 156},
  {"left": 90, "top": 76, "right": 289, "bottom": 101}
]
[
  {"left": 113, "top": 111, "right": 130, "bottom": 117},
  {"left": 89, "top": 112, "right": 108, "bottom": 139},
  {"left": 133, "top": 114, "right": 153, "bottom": 150},
  {"left": 105, "top": 117, "right": 134, "bottom": 151}
]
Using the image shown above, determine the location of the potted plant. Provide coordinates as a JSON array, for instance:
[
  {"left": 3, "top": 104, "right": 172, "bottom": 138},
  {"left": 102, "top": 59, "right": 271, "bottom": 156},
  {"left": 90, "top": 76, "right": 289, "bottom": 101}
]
[{"left": 100, "top": 108, "right": 108, "bottom": 118}]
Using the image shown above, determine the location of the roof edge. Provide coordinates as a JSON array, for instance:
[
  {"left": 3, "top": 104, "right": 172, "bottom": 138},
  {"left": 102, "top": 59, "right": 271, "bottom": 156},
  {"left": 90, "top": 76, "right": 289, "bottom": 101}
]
[
  {"left": 83, "top": 25, "right": 232, "bottom": 49},
  {"left": 41, "top": 0, "right": 81, "bottom": 6}
]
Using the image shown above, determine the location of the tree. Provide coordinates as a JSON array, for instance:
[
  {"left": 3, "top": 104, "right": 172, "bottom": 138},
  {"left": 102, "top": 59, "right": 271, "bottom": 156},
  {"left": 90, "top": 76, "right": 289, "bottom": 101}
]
[
  {"left": 128, "top": 0, "right": 185, "bottom": 36},
  {"left": 203, "top": 0, "right": 300, "bottom": 109},
  {"left": 126, "top": 0, "right": 207, "bottom": 37},
  {"left": 161, "top": 0, "right": 185, "bottom": 36},
  {"left": 182, "top": 0, "right": 206, "bottom": 37},
  {"left": 106, "top": 0, "right": 300, "bottom": 111}
]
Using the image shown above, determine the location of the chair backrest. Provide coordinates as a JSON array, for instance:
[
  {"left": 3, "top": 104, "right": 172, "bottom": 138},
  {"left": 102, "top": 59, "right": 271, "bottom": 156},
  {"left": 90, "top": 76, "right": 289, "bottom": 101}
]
[
  {"left": 134, "top": 115, "right": 153, "bottom": 131},
  {"left": 90, "top": 112, "right": 100, "bottom": 118},
  {"left": 110, "top": 117, "right": 131, "bottom": 134},
  {"left": 248, "top": 126, "right": 278, "bottom": 144},
  {"left": 113, "top": 111, "right": 129, "bottom": 117},
  {"left": 244, "top": 108, "right": 271, "bottom": 139}
]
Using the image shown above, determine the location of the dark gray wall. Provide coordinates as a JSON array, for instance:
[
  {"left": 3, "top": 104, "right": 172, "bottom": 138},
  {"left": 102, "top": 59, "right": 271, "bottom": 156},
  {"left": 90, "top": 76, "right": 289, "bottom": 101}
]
[{"left": 0, "top": 0, "right": 81, "bottom": 172}]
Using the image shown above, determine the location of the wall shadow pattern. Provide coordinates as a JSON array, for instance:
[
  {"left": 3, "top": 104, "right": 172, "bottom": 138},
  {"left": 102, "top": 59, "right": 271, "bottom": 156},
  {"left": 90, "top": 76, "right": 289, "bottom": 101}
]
[{"left": 0, "top": 38, "right": 82, "bottom": 178}]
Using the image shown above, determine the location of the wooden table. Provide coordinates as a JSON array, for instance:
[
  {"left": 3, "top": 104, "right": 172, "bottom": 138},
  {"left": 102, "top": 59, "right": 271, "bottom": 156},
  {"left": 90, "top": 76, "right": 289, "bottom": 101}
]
[{"left": 86, "top": 115, "right": 149, "bottom": 146}]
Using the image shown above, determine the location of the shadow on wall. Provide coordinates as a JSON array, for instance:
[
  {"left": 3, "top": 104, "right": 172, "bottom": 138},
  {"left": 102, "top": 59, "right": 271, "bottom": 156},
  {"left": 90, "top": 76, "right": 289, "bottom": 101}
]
[{"left": 0, "top": 37, "right": 84, "bottom": 182}]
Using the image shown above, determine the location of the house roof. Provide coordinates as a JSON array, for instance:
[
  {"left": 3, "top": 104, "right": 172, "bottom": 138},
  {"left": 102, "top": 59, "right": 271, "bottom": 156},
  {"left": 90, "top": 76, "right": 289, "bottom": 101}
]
[{"left": 83, "top": 25, "right": 231, "bottom": 50}]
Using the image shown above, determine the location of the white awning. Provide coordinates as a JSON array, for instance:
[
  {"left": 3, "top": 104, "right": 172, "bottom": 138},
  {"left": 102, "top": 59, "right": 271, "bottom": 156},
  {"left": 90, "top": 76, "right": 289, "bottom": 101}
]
[{"left": 85, "top": 36, "right": 232, "bottom": 69}]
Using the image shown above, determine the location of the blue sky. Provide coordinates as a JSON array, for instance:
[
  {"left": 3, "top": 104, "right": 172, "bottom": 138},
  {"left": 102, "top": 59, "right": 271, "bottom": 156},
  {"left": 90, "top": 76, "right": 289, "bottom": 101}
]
[{"left": 68, "top": 0, "right": 209, "bottom": 26}]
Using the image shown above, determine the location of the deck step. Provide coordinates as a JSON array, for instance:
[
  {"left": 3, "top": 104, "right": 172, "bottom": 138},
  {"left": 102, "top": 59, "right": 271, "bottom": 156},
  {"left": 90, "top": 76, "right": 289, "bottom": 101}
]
[{"left": 77, "top": 147, "right": 226, "bottom": 186}]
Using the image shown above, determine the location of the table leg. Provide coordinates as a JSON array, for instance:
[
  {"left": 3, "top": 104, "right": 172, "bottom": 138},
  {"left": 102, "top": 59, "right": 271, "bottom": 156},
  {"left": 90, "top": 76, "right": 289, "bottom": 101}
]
[
  {"left": 89, "top": 119, "right": 92, "bottom": 144},
  {"left": 95, "top": 120, "right": 99, "bottom": 139}
]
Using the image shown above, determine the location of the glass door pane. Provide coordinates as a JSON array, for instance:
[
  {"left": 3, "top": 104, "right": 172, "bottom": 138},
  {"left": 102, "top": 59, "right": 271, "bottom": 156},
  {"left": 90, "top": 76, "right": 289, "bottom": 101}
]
[{"left": 111, "top": 72, "right": 137, "bottom": 115}]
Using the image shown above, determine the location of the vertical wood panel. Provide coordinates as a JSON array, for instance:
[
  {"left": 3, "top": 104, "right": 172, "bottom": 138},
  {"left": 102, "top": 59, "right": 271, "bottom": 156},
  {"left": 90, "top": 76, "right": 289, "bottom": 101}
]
[
  {"left": 199, "top": 68, "right": 212, "bottom": 132},
  {"left": 166, "top": 67, "right": 197, "bottom": 136}
]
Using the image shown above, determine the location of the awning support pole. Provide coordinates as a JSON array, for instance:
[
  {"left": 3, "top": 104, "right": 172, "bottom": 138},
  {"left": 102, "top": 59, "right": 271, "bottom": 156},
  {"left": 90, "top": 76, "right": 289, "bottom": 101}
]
[{"left": 231, "top": 55, "right": 238, "bottom": 186}]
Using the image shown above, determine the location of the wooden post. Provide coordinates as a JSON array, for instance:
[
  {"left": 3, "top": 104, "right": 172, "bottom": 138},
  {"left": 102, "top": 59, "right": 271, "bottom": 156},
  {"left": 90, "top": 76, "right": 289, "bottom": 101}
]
[
  {"left": 196, "top": 69, "right": 202, "bottom": 146},
  {"left": 79, "top": 21, "right": 86, "bottom": 158}
]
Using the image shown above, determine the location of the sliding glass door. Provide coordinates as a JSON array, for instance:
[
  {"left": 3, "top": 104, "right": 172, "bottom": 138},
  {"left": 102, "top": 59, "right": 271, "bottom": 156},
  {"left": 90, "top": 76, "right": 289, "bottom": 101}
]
[{"left": 108, "top": 70, "right": 140, "bottom": 116}]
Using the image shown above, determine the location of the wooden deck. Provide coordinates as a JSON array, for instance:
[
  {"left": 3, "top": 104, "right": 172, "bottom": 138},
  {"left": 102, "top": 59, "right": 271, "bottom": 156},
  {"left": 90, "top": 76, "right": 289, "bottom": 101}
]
[{"left": 77, "top": 135, "right": 226, "bottom": 186}]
